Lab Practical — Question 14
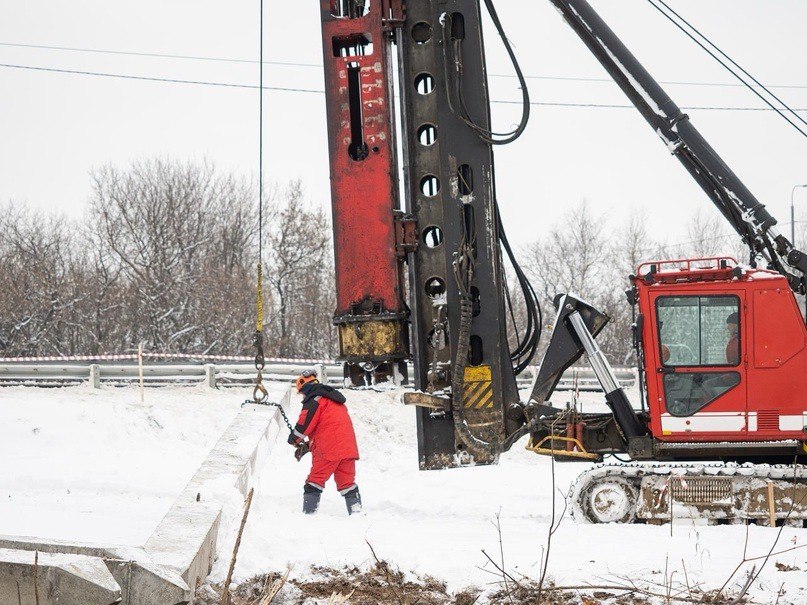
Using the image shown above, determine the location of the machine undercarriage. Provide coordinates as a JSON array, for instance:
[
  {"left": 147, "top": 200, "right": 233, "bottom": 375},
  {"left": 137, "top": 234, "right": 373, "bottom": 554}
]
[{"left": 571, "top": 463, "right": 807, "bottom": 526}]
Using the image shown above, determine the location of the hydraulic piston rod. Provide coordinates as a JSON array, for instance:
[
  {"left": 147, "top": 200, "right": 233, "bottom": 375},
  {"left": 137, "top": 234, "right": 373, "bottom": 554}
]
[{"left": 567, "top": 311, "right": 646, "bottom": 440}]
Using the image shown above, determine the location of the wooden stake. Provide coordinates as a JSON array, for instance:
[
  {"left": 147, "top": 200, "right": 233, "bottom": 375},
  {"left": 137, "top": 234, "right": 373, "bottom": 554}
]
[
  {"left": 137, "top": 343, "right": 145, "bottom": 404},
  {"left": 33, "top": 550, "right": 40, "bottom": 605},
  {"left": 767, "top": 481, "right": 776, "bottom": 527},
  {"left": 221, "top": 488, "right": 256, "bottom": 605}
]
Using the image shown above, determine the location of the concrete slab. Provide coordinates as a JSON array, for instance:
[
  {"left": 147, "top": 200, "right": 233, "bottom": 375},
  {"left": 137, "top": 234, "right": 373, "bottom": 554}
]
[
  {"left": 0, "top": 548, "right": 121, "bottom": 605},
  {"left": 144, "top": 398, "right": 286, "bottom": 597},
  {"left": 0, "top": 536, "right": 190, "bottom": 605},
  {"left": 106, "top": 557, "right": 188, "bottom": 605}
]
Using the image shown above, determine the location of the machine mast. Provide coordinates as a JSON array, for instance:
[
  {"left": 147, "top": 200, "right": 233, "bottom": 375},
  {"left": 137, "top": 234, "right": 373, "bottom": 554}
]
[
  {"left": 319, "top": 0, "right": 524, "bottom": 469},
  {"left": 318, "top": 0, "right": 410, "bottom": 385}
]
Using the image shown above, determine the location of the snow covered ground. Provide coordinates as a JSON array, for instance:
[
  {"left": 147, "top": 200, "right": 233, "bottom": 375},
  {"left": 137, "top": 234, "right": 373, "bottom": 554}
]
[
  {"left": 1, "top": 383, "right": 805, "bottom": 602},
  {"left": 0, "top": 384, "right": 246, "bottom": 545},
  {"left": 214, "top": 386, "right": 807, "bottom": 603}
]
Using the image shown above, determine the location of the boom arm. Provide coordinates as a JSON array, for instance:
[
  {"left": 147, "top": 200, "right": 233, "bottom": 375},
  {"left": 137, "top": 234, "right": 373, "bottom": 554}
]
[{"left": 550, "top": 0, "right": 807, "bottom": 294}]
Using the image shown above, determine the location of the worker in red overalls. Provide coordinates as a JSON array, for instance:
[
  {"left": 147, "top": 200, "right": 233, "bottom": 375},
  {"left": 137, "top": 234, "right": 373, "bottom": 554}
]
[{"left": 288, "top": 370, "right": 361, "bottom": 515}]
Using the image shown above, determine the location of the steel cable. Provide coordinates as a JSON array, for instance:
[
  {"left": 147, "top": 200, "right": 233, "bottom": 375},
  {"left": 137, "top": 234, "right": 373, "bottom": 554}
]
[
  {"left": 251, "top": 0, "right": 267, "bottom": 400},
  {"left": 645, "top": 0, "right": 807, "bottom": 140}
]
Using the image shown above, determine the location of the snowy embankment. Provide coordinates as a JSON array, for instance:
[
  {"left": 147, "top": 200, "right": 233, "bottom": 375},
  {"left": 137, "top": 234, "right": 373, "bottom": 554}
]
[{"left": 213, "top": 387, "right": 807, "bottom": 603}]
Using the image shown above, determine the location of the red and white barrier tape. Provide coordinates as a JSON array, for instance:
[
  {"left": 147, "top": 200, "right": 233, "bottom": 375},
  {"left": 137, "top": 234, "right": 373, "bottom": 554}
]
[{"left": 0, "top": 352, "right": 334, "bottom": 364}]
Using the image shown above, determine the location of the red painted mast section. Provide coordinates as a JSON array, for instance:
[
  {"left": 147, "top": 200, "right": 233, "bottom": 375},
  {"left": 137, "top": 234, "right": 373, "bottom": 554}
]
[{"left": 319, "top": 1, "right": 409, "bottom": 366}]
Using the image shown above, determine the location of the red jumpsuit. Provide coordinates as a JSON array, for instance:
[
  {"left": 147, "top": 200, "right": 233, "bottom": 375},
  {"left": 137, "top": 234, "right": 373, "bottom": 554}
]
[{"left": 289, "top": 383, "right": 359, "bottom": 493}]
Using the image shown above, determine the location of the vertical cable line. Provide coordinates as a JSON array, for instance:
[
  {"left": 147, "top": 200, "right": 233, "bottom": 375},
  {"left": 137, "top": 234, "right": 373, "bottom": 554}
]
[
  {"left": 252, "top": 0, "right": 267, "bottom": 400},
  {"left": 259, "top": 0, "right": 264, "bottom": 264}
]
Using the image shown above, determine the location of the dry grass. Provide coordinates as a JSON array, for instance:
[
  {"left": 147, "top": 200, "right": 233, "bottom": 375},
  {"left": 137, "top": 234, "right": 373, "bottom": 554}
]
[
  {"left": 199, "top": 565, "right": 674, "bottom": 605},
  {"left": 199, "top": 562, "right": 474, "bottom": 605}
]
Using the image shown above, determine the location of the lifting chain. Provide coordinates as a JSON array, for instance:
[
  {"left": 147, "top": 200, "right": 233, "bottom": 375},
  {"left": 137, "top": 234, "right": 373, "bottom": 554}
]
[
  {"left": 244, "top": 396, "right": 295, "bottom": 433},
  {"left": 252, "top": 332, "right": 267, "bottom": 404},
  {"left": 273, "top": 401, "right": 294, "bottom": 432},
  {"left": 247, "top": 262, "right": 292, "bottom": 433}
]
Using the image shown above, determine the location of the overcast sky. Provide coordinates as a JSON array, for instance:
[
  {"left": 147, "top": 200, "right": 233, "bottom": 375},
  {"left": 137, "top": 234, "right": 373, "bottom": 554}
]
[{"left": 1, "top": 1, "right": 806, "bottom": 250}]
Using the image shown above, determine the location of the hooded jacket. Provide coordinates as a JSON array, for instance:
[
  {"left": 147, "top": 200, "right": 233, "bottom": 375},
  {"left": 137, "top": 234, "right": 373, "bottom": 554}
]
[{"left": 288, "top": 383, "right": 359, "bottom": 461}]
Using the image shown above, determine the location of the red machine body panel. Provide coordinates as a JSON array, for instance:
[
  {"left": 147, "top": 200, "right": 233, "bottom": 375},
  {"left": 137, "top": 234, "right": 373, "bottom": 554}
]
[
  {"left": 635, "top": 258, "right": 807, "bottom": 443},
  {"left": 319, "top": 1, "right": 403, "bottom": 316}
]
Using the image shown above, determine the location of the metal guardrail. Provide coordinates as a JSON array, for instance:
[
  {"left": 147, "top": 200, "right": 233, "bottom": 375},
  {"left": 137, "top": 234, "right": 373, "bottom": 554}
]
[
  {"left": 0, "top": 362, "right": 342, "bottom": 388},
  {"left": 0, "top": 360, "right": 636, "bottom": 391}
]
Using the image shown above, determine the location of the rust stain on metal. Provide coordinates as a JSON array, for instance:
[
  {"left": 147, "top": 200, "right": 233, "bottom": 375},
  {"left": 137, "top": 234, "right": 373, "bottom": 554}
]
[{"left": 338, "top": 320, "right": 406, "bottom": 358}]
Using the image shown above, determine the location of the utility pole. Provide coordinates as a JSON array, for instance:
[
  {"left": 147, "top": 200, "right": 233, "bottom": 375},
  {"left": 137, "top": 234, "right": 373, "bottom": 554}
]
[{"left": 792, "top": 185, "right": 807, "bottom": 245}]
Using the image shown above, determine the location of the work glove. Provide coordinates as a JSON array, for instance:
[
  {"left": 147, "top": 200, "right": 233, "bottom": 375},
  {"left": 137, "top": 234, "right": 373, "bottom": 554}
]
[{"left": 294, "top": 442, "right": 310, "bottom": 462}]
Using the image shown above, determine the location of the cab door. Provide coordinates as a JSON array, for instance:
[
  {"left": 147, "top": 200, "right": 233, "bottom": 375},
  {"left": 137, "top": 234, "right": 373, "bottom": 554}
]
[{"left": 651, "top": 293, "right": 747, "bottom": 441}]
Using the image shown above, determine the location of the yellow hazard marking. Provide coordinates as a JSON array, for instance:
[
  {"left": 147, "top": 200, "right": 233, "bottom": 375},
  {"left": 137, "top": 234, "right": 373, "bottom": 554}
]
[
  {"left": 464, "top": 365, "right": 492, "bottom": 382},
  {"left": 463, "top": 365, "right": 494, "bottom": 409}
]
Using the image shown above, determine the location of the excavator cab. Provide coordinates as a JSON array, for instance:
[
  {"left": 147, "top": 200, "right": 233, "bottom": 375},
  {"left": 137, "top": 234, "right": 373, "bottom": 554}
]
[
  {"left": 634, "top": 257, "right": 807, "bottom": 450},
  {"left": 521, "top": 256, "right": 807, "bottom": 464}
]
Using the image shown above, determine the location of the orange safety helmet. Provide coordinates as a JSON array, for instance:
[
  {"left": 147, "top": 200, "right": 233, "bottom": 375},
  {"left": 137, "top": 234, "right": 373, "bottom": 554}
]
[{"left": 295, "top": 369, "right": 318, "bottom": 392}]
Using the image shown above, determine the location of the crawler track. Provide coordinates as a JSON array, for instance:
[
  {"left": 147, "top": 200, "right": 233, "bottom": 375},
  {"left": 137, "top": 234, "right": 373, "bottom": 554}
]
[{"left": 570, "top": 462, "right": 807, "bottom": 525}]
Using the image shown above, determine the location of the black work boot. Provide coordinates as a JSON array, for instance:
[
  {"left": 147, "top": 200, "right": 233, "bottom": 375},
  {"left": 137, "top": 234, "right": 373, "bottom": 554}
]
[
  {"left": 303, "top": 484, "right": 322, "bottom": 514},
  {"left": 342, "top": 486, "right": 362, "bottom": 515}
]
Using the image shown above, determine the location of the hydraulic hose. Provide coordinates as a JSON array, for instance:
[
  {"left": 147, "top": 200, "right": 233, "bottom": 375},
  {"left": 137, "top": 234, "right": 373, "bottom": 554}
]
[{"left": 450, "top": 212, "right": 499, "bottom": 458}]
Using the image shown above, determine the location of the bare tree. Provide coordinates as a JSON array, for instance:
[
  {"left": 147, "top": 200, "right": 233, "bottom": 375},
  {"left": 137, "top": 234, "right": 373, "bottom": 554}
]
[
  {"left": 524, "top": 200, "right": 610, "bottom": 303},
  {"left": 657, "top": 208, "right": 747, "bottom": 264},
  {"left": 74, "top": 228, "right": 128, "bottom": 356},
  {"left": 0, "top": 161, "right": 339, "bottom": 359},
  {"left": 263, "top": 181, "right": 334, "bottom": 358},
  {"left": 89, "top": 159, "right": 257, "bottom": 354},
  {"left": 613, "top": 209, "right": 655, "bottom": 278},
  {"left": 0, "top": 203, "right": 88, "bottom": 355},
  {"left": 523, "top": 201, "right": 623, "bottom": 360}
]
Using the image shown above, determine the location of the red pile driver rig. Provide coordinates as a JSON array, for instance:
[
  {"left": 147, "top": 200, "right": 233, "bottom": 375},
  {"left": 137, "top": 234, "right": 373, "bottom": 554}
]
[{"left": 317, "top": 0, "right": 807, "bottom": 523}]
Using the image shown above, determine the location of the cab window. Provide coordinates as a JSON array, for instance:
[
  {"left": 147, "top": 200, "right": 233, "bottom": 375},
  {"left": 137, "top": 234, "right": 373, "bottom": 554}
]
[
  {"left": 656, "top": 296, "right": 740, "bottom": 367},
  {"left": 663, "top": 372, "right": 741, "bottom": 416}
]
